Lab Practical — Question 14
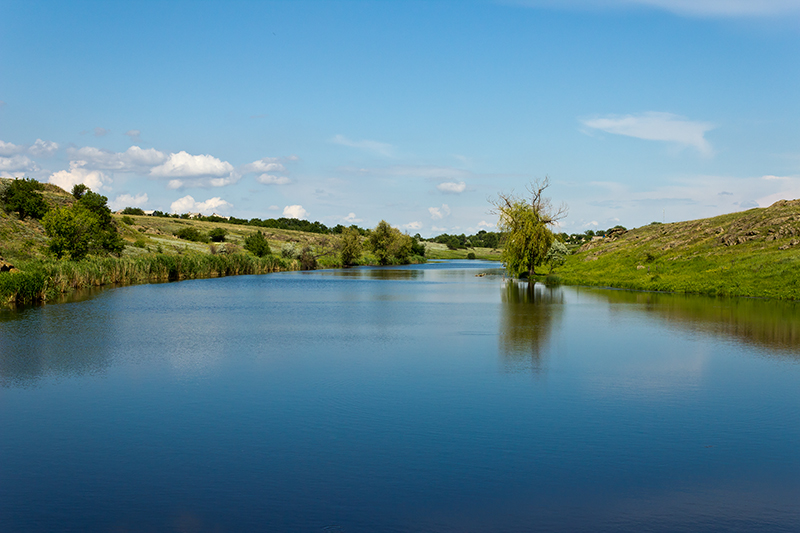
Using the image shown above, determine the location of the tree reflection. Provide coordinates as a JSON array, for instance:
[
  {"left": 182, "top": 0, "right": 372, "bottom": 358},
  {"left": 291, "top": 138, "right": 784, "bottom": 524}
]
[{"left": 499, "top": 280, "right": 564, "bottom": 373}]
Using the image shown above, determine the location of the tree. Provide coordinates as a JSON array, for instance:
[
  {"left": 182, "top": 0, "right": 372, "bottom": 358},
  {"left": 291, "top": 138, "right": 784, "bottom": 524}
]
[
  {"left": 491, "top": 177, "right": 567, "bottom": 278},
  {"left": 339, "top": 227, "right": 363, "bottom": 266},
  {"left": 208, "top": 228, "right": 227, "bottom": 242},
  {"left": 544, "top": 240, "right": 569, "bottom": 273},
  {"left": 42, "top": 206, "right": 101, "bottom": 259},
  {"left": 244, "top": 231, "right": 271, "bottom": 257},
  {"left": 368, "top": 220, "right": 414, "bottom": 265},
  {"left": 1, "top": 178, "right": 49, "bottom": 220},
  {"left": 71, "top": 183, "right": 89, "bottom": 200}
]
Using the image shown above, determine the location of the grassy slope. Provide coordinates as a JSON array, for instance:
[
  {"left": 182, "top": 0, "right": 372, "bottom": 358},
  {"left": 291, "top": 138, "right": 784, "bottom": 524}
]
[
  {"left": 555, "top": 200, "right": 800, "bottom": 299},
  {"left": 423, "top": 241, "right": 502, "bottom": 261}
]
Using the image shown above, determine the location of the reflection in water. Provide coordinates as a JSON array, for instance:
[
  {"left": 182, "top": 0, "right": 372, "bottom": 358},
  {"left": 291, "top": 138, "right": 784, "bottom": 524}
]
[
  {"left": 499, "top": 281, "right": 564, "bottom": 373},
  {"left": 322, "top": 267, "right": 424, "bottom": 280},
  {"left": 584, "top": 289, "right": 800, "bottom": 358}
]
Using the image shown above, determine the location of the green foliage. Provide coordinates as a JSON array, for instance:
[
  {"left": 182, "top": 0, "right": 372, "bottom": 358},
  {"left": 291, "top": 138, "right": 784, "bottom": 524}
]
[
  {"left": 492, "top": 178, "right": 567, "bottom": 278},
  {"left": 368, "top": 220, "right": 413, "bottom": 265},
  {"left": 71, "top": 184, "right": 88, "bottom": 199},
  {"left": 175, "top": 227, "right": 208, "bottom": 242},
  {"left": 244, "top": 231, "right": 271, "bottom": 257},
  {"left": 121, "top": 207, "right": 145, "bottom": 215},
  {"left": 281, "top": 242, "right": 300, "bottom": 259},
  {"left": 467, "top": 252, "right": 476, "bottom": 260},
  {"left": 42, "top": 206, "right": 102, "bottom": 260},
  {"left": 208, "top": 227, "right": 227, "bottom": 242},
  {"left": 1, "top": 178, "right": 49, "bottom": 220},
  {"left": 340, "top": 227, "right": 363, "bottom": 266},
  {"left": 298, "top": 246, "right": 317, "bottom": 270},
  {"left": 121, "top": 216, "right": 135, "bottom": 225}
]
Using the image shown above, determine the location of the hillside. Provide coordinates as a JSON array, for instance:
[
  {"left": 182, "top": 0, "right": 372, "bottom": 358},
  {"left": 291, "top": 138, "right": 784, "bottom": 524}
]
[{"left": 555, "top": 199, "right": 800, "bottom": 299}]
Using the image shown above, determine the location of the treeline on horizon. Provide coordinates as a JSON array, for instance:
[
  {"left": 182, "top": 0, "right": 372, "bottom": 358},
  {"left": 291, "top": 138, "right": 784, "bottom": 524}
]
[{"left": 122, "top": 207, "right": 630, "bottom": 251}]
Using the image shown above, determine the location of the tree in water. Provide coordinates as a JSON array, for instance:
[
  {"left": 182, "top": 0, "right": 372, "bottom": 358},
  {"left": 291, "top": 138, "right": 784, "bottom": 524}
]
[{"left": 491, "top": 177, "right": 567, "bottom": 278}]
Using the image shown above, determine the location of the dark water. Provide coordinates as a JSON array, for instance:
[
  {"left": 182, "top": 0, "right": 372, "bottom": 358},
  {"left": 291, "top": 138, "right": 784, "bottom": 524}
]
[{"left": 2, "top": 261, "right": 799, "bottom": 532}]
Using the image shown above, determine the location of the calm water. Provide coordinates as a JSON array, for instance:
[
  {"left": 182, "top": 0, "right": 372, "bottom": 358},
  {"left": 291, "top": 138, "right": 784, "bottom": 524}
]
[{"left": 2, "top": 261, "right": 800, "bottom": 532}]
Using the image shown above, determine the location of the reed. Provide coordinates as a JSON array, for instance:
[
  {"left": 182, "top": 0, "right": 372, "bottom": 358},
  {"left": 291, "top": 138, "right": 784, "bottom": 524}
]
[{"left": 0, "top": 252, "right": 291, "bottom": 305}]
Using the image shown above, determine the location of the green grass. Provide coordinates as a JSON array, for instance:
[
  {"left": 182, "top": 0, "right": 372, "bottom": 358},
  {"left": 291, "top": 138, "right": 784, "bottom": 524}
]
[
  {"left": 554, "top": 201, "right": 800, "bottom": 299},
  {"left": 424, "top": 242, "right": 502, "bottom": 261}
]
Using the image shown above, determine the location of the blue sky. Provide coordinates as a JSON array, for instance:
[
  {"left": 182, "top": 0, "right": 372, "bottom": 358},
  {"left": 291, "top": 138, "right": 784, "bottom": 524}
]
[{"left": 1, "top": 0, "right": 799, "bottom": 236}]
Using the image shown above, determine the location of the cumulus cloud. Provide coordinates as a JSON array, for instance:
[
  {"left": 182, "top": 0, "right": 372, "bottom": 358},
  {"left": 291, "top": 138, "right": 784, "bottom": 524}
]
[
  {"left": 477, "top": 220, "right": 494, "bottom": 229},
  {"left": 512, "top": 0, "right": 800, "bottom": 18},
  {"left": 48, "top": 161, "right": 110, "bottom": 192},
  {"left": 68, "top": 145, "right": 168, "bottom": 172},
  {"left": 109, "top": 193, "right": 148, "bottom": 211},
  {"left": 429, "top": 204, "right": 451, "bottom": 220},
  {"left": 343, "top": 212, "right": 363, "bottom": 223},
  {"left": 283, "top": 205, "right": 308, "bottom": 219},
  {"left": 0, "top": 155, "right": 38, "bottom": 173},
  {"left": 330, "top": 134, "right": 394, "bottom": 157},
  {"left": 404, "top": 221, "right": 423, "bottom": 230},
  {"left": 28, "top": 139, "right": 59, "bottom": 158},
  {"left": 151, "top": 151, "right": 233, "bottom": 178},
  {"left": 0, "top": 140, "right": 26, "bottom": 157},
  {"left": 242, "top": 157, "right": 285, "bottom": 174},
  {"left": 170, "top": 195, "right": 232, "bottom": 215},
  {"left": 437, "top": 181, "right": 467, "bottom": 194},
  {"left": 255, "top": 174, "right": 291, "bottom": 185},
  {"left": 582, "top": 112, "right": 714, "bottom": 155}
]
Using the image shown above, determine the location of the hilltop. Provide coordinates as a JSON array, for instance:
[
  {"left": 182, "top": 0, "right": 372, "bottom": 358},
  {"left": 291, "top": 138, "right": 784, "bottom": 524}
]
[{"left": 555, "top": 200, "right": 800, "bottom": 299}]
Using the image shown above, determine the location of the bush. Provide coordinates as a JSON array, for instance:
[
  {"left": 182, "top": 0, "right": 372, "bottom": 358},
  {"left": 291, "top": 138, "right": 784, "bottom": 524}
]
[
  {"left": 281, "top": 242, "right": 300, "bottom": 259},
  {"left": 467, "top": 252, "right": 476, "bottom": 260},
  {"left": 121, "top": 207, "right": 145, "bottom": 215},
  {"left": 175, "top": 227, "right": 208, "bottom": 242},
  {"left": 339, "top": 227, "right": 362, "bottom": 266},
  {"left": 1, "top": 178, "right": 49, "bottom": 220},
  {"left": 244, "top": 231, "right": 271, "bottom": 257},
  {"left": 121, "top": 216, "right": 135, "bottom": 225},
  {"left": 208, "top": 227, "right": 227, "bottom": 242},
  {"left": 299, "top": 246, "right": 317, "bottom": 270}
]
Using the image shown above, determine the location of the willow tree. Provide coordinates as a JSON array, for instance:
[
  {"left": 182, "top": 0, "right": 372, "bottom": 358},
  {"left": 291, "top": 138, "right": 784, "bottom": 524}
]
[{"left": 492, "top": 177, "right": 567, "bottom": 278}]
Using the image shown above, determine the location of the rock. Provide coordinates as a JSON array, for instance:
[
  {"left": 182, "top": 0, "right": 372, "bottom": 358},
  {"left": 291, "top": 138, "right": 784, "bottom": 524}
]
[{"left": 0, "top": 259, "right": 18, "bottom": 273}]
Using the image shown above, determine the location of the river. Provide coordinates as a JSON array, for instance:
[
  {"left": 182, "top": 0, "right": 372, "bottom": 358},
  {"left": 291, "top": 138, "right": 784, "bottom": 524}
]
[{"left": 1, "top": 261, "right": 799, "bottom": 532}]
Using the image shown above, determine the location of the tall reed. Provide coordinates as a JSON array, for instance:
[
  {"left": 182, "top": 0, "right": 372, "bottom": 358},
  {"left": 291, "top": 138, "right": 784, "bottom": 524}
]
[{"left": 0, "top": 253, "right": 291, "bottom": 305}]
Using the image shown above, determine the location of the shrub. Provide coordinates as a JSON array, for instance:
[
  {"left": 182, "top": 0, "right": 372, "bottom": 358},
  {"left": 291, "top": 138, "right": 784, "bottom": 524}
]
[
  {"left": 339, "top": 227, "right": 362, "bottom": 266},
  {"left": 299, "top": 246, "right": 317, "bottom": 270},
  {"left": 208, "top": 227, "right": 227, "bottom": 242},
  {"left": 175, "top": 227, "right": 208, "bottom": 242},
  {"left": 1, "top": 178, "right": 49, "bottom": 220},
  {"left": 121, "top": 216, "right": 135, "bottom": 225},
  {"left": 121, "top": 207, "right": 145, "bottom": 215},
  {"left": 244, "top": 231, "right": 271, "bottom": 257},
  {"left": 281, "top": 242, "right": 299, "bottom": 259},
  {"left": 467, "top": 252, "right": 476, "bottom": 260}
]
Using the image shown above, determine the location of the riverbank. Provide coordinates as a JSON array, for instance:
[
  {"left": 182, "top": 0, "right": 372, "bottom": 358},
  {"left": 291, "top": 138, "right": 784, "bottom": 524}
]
[{"left": 552, "top": 199, "right": 800, "bottom": 300}]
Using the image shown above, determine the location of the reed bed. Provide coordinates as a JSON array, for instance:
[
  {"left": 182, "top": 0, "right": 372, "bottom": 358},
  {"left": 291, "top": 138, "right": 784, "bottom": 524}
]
[{"left": 0, "top": 253, "right": 291, "bottom": 305}]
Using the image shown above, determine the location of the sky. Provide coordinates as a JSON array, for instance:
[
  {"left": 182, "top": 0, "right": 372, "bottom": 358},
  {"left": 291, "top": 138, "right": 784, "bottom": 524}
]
[{"left": 1, "top": 0, "right": 799, "bottom": 236}]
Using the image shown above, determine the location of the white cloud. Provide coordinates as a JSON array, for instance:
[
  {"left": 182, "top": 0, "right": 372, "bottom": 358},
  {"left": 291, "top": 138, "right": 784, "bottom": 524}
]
[
  {"left": 343, "top": 212, "right": 363, "bottom": 223},
  {"left": 437, "top": 181, "right": 467, "bottom": 194},
  {"left": 170, "top": 195, "right": 232, "bottom": 215},
  {"left": 0, "top": 140, "right": 26, "bottom": 157},
  {"left": 109, "top": 193, "right": 148, "bottom": 211},
  {"left": 168, "top": 180, "right": 184, "bottom": 190},
  {"left": 582, "top": 112, "right": 714, "bottom": 155},
  {"left": 431, "top": 225, "right": 448, "bottom": 233},
  {"left": 429, "top": 204, "right": 451, "bottom": 220},
  {"left": 28, "top": 139, "right": 59, "bottom": 158},
  {"left": 268, "top": 205, "right": 280, "bottom": 211},
  {"left": 0, "top": 155, "right": 38, "bottom": 173},
  {"left": 68, "top": 145, "right": 168, "bottom": 172},
  {"left": 404, "top": 221, "right": 423, "bottom": 230},
  {"left": 48, "top": 161, "right": 110, "bottom": 192},
  {"left": 255, "top": 174, "right": 291, "bottom": 185},
  {"left": 330, "top": 134, "right": 394, "bottom": 157},
  {"left": 242, "top": 157, "right": 285, "bottom": 174},
  {"left": 512, "top": 0, "right": 800, "bottom": 18},
  {"left": 477, "top": 220, "right": 494, "bottom": 229},
  {"left": 150, "top": 151, "right": 234, "bottom": 178},
  {"left": 283, "top": 205, "right": 308, "bottom": 219}
]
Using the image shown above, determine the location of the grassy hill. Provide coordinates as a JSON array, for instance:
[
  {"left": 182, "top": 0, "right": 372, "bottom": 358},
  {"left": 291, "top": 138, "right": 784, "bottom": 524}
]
[{"left": 555, "top": 199, "right": 800, "bottom": 299}]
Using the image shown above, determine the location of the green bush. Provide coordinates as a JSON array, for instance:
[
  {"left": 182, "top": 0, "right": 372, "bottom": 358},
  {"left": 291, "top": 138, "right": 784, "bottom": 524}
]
[
  {"left": 121, "top": 216, "right": 135, "bottom": 225},
  {"left": 244, "top": 231, "right": 271, "bottom": 257},
  {"left": 467, "top": 252, "right": 476, "bottom": 260},
  {"left": 208, "top": 227, "right": 227, "bottom": 242},
  {"left": 1, "top": 178, "right": 49, "bottom": 220},
  {"left": 175, "top": 227, "right": 208, "bottom": 242},
  {"left": 121, "top": 207, "right": 145, "bottom": 215}
]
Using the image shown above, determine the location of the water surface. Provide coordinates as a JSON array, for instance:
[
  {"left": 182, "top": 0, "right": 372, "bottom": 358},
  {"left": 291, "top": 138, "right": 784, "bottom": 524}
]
[{"left": 2, "top": 261, "right": 799, "bottom": 532}]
